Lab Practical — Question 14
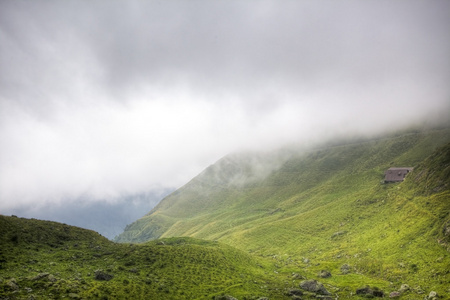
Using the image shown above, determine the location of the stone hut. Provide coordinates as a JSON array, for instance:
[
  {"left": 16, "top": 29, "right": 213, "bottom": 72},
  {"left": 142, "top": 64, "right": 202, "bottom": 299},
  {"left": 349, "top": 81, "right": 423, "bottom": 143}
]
[{"left": 384, "top": 167, "right": 413, "bottom": 183}]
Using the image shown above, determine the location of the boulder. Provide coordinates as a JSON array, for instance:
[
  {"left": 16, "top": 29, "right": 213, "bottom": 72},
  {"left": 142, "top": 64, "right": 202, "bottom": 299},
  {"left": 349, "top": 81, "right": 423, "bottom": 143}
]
[
  {"left": 31, "top": 273, "right": 50, "bottom": 281},
  {"left": 356, "top": 286, "right": 384, "bottom": 298},
  {"left": 286, "top": 288, "right": 303, "bottom": 296},
  {"left": 299, "top": 279, "right": 330, "bottom": 295},
  {"left": 94, "top": 270, "right": 113, "bottom": 281},
  {"left": 318, "top": 270, "right": 331, "bottom": 278}
]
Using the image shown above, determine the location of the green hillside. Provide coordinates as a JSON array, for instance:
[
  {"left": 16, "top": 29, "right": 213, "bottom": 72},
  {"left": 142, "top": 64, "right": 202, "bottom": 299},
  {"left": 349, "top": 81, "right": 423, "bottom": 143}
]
[
  {"left": 116, "top": 128, "right": 450, "bottom": 298},
  {"left": 0, "top": 216, "right": 297, "bottom": 299}
]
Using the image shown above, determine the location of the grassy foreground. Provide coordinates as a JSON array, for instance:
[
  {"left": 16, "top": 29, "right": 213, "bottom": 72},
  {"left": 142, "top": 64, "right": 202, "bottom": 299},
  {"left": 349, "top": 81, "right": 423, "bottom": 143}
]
[{"left": 1, "top": 216, "right": 299, "bottom": 299}]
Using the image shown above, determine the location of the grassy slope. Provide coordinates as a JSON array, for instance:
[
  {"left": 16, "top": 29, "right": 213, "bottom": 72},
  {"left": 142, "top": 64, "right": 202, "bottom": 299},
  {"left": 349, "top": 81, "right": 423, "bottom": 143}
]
[
  {"left": 0, "top": 216, "right": 296, "bottom": 299},
  {"left": 116, "top": 128, "right": 450, "bottom": 298}
]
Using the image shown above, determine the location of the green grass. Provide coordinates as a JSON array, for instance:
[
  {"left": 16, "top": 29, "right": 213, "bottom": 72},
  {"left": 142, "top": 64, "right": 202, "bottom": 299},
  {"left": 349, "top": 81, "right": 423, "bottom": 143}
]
[
  {"left": 116, "top": 128, "right": 450, "bottom": 299},
  {"left": 1, "top": 216, "right": 299, "bottom": 299}
]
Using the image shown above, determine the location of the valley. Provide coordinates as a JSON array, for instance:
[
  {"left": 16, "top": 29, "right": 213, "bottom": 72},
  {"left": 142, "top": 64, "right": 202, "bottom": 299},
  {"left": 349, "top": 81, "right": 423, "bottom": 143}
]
[{"left": 1, "top": 128, "right": 450, "bottom": 299}]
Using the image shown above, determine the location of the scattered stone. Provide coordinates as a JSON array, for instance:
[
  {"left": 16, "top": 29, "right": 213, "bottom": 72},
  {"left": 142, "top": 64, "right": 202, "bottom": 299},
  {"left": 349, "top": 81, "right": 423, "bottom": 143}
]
[
  {"left": 31, "top": 273, "right": 50, "bottom": 280},
  {"left": 6, "top": 278, "right": 19, "bottom": 290},
  {"left": 214, "top": 295, "right": 238, "bottom": 300},
  {"left": 340, "top": 264, "right": 350, "bottom": 274},
  {"left": 299, "top": 279, "right": 330, "bottom": 295},
  {"left": 356, "top": 286, "right": 384, "bottom": 298},
  {"left": 303, "top": 258, "right": 310, "bottom": 264},
  {"left": 389, "top": 291, "right": 401, "bottom": 298},
  {"left": 427, "top": 291, "right": 438, "bottom": 299},
  {"left": 331, "top": 231, "right": 346, "bottom": 238},
  {"left": 24, "top": 287, "right": 33, "bottom": 293},
  {"left": 399, "top": 283, "right": 410, "bottom": 293},
  {"left": 68, "top": 293, "right": 81, "bottom": 299},
  {"left": 292, "top": 273, "right": 306, "bottom": 280},
  {"left": 443, "top": 221, "right": 450, "bottom": 237},
  {"left": 94, "top": 270, "right": 113, "bottom": 281},
  {"left": 48, "top": 274, "right": 57, "bottom": 283},
  {"left": 286, "top": 288, "right": 303, "bottom": 296},
  {"left": 318, "top": 270, "right": 331, "bottom": 278}
]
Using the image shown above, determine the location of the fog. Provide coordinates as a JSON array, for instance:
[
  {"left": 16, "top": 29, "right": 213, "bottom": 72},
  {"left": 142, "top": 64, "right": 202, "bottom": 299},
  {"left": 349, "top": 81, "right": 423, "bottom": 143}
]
[{"left": 1, "top": 1, "right": 449, "bottom": 228}]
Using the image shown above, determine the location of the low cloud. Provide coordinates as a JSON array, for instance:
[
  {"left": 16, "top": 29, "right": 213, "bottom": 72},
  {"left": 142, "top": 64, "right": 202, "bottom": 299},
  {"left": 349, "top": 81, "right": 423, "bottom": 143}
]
[{"left": 1, "top": 0, "right": 449, "bottom": 212}]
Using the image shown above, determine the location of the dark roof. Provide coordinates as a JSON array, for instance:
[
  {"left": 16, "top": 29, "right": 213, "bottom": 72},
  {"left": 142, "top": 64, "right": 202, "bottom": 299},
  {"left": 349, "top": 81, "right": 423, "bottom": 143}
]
[{"left": 384, "top": 167, "right": 413, "bottom": 183}]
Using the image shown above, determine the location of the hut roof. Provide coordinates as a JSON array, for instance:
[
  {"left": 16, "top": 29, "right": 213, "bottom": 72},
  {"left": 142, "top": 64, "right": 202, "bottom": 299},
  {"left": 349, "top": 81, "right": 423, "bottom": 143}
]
[{"left": 384, "top": 167, "right": 413, "bottom": 183}]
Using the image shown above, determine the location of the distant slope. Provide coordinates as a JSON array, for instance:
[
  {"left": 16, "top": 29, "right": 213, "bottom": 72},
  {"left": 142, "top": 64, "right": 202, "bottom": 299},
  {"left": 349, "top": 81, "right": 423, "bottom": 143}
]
[
  {"left": 116, "top": 128, "right": 450, "bottom": 297},
  {"left": 117, "top": 128, "right": 450, "bottom": 243},
  {"left": 0, "top": 216, "right": 291, "bottom": 299}
]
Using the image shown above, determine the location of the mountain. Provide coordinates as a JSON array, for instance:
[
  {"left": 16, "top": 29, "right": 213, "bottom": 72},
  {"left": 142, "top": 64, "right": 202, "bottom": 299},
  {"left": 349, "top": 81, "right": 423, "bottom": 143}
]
[
  {"left": 116, "top": 128, "right": 450, "bottom": 298},
  {"left": 5, "top": 189, "right": 174, "bottom": 240}
]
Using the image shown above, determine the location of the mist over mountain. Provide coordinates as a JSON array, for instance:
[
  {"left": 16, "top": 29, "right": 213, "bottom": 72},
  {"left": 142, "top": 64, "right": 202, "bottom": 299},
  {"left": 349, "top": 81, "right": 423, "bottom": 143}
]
[
  {"left": 1, "top": 0, "right": 450, "bottom": 219},
  {"left": 7, "top": 188, "right": 173, "bottom": 240}
]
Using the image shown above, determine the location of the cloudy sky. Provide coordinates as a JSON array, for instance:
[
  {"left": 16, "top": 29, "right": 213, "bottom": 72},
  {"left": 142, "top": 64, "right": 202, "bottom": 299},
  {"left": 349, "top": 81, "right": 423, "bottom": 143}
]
[{"left": 1, "top": 1, "right": 449, "bottom": 220}]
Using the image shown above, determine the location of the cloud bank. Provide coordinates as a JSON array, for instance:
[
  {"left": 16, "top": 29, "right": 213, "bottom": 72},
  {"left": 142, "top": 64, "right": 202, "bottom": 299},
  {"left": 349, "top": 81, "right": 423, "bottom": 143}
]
[{"left": 1, "top": 0, "right": 449, "bottom": 210}]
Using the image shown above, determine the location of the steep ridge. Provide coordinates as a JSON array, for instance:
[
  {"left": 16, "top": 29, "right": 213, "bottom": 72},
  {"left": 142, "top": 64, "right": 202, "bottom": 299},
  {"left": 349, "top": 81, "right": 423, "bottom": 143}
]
[{"left": 116, "top": 128, "right": 450, "bottom": 297}]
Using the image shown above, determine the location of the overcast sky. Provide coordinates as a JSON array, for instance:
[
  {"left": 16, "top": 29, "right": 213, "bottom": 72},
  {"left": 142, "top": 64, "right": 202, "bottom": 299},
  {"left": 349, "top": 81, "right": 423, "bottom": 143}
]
[{"left": 1, "top": 0, "right": 449, "bottom": 213}]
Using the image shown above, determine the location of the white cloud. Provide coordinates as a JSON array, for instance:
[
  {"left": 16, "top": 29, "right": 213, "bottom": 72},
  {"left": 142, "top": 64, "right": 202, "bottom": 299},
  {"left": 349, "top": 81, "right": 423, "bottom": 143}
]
[{"left": 1, "top": 0, "right": 449, "bottom": 211}]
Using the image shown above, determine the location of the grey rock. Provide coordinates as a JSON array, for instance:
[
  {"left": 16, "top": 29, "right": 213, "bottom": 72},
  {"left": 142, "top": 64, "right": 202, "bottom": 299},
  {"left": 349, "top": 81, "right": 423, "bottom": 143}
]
[
  {"left": 318, "top": 270, "right": 331, "bottom": 278},
  {"left": 399, "top": 283, "right": 410, "bottom": 293},
  {"left": 94, "top": 270, "right": 113, "bottom": 281},
  {"left": 286, "top": 288, "right": 303, "bottom": 296},
  {"left": 299, "top": 279, "right": 330, "bottom": 295},
  {"left": 356, "top": 286, "right": 384, "bottom": 298}
]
